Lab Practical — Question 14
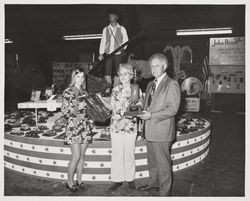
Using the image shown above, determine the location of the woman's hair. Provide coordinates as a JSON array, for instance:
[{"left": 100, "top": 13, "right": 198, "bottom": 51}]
[
  {"left": 117, "top": 63, "right": 134, "bottom": 76},
  {"left": 69, "top": 67, "right": 85, "bottom": 87}
]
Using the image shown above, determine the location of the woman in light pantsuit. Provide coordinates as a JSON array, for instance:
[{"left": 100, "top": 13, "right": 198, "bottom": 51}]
[
  {"left": 111, "top": 127, "right": 137, "bottom": 182},
  {"left": 99, "top": 64, "right": 138, "bottom": 191}
]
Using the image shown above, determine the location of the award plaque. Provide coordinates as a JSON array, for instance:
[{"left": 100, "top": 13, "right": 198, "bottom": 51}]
[
  {"left": 79, "top": 94, "right": 112, "bottom": 123},
  {"left": 124, "top": 82, "right": 143, "bottom": 117}
]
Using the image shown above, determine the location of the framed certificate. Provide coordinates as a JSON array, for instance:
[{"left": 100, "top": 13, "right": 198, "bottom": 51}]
[{"left": 30, "top": 90, "right": 41, "bottom": 102}]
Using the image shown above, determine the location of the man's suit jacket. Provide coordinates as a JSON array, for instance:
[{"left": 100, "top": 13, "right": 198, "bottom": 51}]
[{"left": 143, "top": 74, "right": 181, "bottom": 142}]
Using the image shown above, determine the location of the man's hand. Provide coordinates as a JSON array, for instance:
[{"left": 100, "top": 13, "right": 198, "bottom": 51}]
[
  {"left": 138, "top": 111, "right": 151, "bottom": 120},
  {"left": 98, "top": 54, "right": 104, "bottom": 61}
]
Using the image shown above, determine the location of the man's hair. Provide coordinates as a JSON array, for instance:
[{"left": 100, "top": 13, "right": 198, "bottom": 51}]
[
  {"left": 149, "top": 53, "right": 168, "bottom": 70},
  {"left": 149, "top": 53, "right": 168, "bottom": 65},
  {"left": 107, "top": 8, "right": 119, "bottom": 17}
]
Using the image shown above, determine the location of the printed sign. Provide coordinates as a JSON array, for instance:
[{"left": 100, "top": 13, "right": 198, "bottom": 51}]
[
  {"left": 209, "top": 37, "right": 245, "bottom": 65},
  {"left": 183, "top": 97, "right": 200, "bottom": 112},
  {"left": 181, "top": 77, "right": 203, "bottom": 95},
  {"left": 30, "top": 90, "right": 41, "bottom": 102},
  {"left": 208, "top": 65, "right": 245, "bottom": 94}
]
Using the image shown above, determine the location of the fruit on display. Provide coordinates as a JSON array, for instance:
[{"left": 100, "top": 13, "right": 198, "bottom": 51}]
[
  {"left": 39, "top": 111, "right": 48, "bottom": 118},
  {"left": 10, "top": 129, "right": 24, "bottom": 136},
  {"left": 38, "top": 125, "right": 49, "bottom": 130},
  {"left": 52, "top": 124, "right": 63, "bottom": 132},
  {"left": 10, "top": 111, "right": 23, "bottom": 118},
  {"left": 22, "top": 117, "right": 36, "bottom": 126},
  {"left": 176, "top": 113, "right": 208, "bottom": 135},
  {"left": 4, "top": 124, "right": 12, "bottom": 132},
  {"left": 42, "top": 130, "right": 57, "bottom": 137},
  {"left": 38, "top": 116, "right": 47, "bottom": 123},
  {"left": 25, "top": 130, "right": 40, "bottom": 138},
  {"left": 32, "top": 127, "right": 44, "bottom": 134},
  {"left": 8, "top": 118, "right": 17, "bottom": 124},
  {"left": 188, "top": 126, "right": 198, "bottom": 132},
  {"left": 54, "top": 117, "right": 67, "bottom": 127},
  {"left": 20, "top": 124, "right": 31, "bottom": 131},
  {"left": 4, "top": 114, "right": 10, "bottom": 119}
]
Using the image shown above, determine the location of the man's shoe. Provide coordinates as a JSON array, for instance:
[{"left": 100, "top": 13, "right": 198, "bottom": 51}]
[
  {"left": 128, "top": 181, "right": 136, "bottom": 190},
  {"left": 138, "top": 184, "right": 159, "bottom": 191},
  {"left": 108, "top": 182, "right": 123, "bottom": 191}
]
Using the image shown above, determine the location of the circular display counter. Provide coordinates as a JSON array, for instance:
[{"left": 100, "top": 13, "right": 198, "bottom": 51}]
[{"left": 4, "top": 111, "right": 211, "bottom": 183}]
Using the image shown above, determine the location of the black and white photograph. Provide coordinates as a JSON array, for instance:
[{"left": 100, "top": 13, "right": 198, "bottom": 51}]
[{"left": 1, "top": 0, "right": 248, "bottom": 199}]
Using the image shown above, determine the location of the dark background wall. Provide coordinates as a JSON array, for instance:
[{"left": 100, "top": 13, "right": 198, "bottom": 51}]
[{"left": 4, "top": 4, "right": 245, "bottom": 112}]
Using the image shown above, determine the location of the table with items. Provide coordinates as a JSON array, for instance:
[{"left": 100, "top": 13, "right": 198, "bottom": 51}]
[{"left": 4, "top": 97, "right": 211, "bottom": 183}]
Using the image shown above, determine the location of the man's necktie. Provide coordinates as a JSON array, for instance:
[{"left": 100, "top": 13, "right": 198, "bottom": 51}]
[{"left": 147, "top": 79, "right": 157, "bottom": 107}]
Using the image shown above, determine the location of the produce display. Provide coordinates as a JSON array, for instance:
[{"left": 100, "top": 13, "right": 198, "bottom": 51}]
[
  {"left": 176, "top": 113, "right": 208, "bottom": 136},
  {"left": 4, "top": 109, "right": 110, "bottom": 140},
  {"left": 4, "top": 107, "right": 211, "bottom": 182},
  {"left": 5, "top": 108, "right": 209, "bottom": 141}
]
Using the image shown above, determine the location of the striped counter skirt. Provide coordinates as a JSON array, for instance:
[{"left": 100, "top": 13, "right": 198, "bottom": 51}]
[{"left": 4, "top": 119, "right": 211, "bottom": 183}]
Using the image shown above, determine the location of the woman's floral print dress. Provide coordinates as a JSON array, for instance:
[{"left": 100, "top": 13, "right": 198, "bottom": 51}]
[{"left": 61, "top": 86, "right": 93, "bottom": 144}]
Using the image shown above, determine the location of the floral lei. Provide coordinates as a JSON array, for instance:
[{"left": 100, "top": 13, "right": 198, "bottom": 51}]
[{"left": 113, "top": 85, "right": 131, "bottom": 118}]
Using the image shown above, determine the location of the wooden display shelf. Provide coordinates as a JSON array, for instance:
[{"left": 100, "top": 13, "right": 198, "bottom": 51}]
[
  {"left": 17, "top": 100, "right": 62, "bottom": 109},
  {"left": 17, "top": 99, "right": 62, "bottom": 126}
]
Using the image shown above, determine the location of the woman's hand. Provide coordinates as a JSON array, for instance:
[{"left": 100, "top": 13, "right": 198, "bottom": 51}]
[
  {"left": 138, "top": 111, "right": 151, "bottom": 120},
  {"left": 78, "top": 101, "right": 87, "bottom": 110}
]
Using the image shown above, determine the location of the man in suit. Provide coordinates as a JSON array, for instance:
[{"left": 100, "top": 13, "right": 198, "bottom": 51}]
[{"left": 138, "top": 53, "right": 181, "bottom": 196}]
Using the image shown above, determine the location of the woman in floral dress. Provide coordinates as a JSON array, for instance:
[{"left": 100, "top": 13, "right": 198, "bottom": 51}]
[
  {"left": 61, "top": 67, "right": 93, "bottom": 192},
  {"left": 99, "top": 64, "right": 139, "bottom": 191}
]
